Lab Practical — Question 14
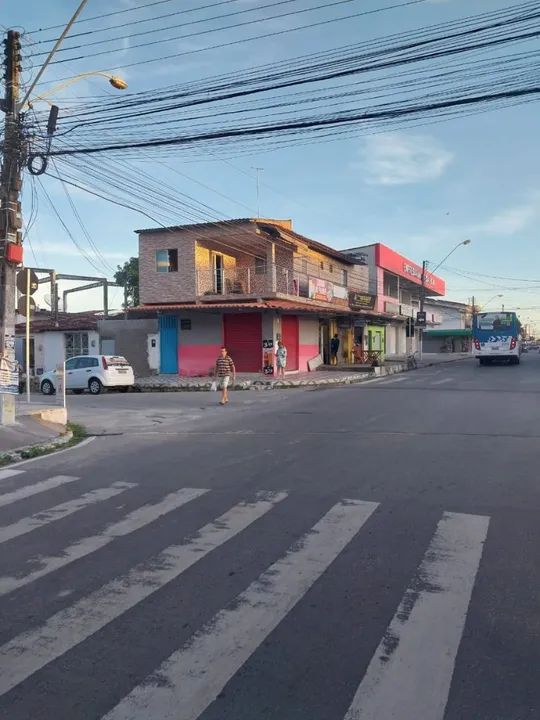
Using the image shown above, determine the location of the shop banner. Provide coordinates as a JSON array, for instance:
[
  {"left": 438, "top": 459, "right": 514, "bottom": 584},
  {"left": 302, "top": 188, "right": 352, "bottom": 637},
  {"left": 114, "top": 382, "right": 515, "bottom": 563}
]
[{"left": 309, "top": 278, "right": 333, "bottom": 302}]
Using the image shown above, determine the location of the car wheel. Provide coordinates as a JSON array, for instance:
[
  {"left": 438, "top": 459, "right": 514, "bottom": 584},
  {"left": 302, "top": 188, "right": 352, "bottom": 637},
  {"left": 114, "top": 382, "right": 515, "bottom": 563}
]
[
  {"left": 72, "top": 389, "right": 84, "bottom": 395},
  {"left": 88, "top": 378, "right": 103, "bottom": 395},
  {"left": 41, "top": 379, "right": 55, "bottom": 395}
]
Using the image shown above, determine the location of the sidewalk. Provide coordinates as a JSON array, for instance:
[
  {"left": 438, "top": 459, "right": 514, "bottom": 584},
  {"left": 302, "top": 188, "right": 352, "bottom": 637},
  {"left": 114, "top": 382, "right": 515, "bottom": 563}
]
[
  {"left": 135, "top": 352, "right": 472, "bottom": 392},
  {"left": 136, "top": 365, "right": 403, "bottom": 392},
  {"left": 0, "top": 413, "right": 61, "bottom": 454}
]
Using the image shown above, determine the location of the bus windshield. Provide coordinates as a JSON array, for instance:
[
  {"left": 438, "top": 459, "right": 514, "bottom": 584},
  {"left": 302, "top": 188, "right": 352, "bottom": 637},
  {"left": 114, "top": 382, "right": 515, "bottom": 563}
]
[{"left": 476, "top": 312, "right": 515, "bottom": 331}]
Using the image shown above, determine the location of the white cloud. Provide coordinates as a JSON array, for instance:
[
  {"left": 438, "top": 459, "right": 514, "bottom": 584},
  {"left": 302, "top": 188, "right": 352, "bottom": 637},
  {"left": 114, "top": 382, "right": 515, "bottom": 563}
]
[
  {"left": 474, "top": 200, "right": 539, "bottom": 236},
  {"left": 358, "top": 132, "right": 453, "bottom": 186}
]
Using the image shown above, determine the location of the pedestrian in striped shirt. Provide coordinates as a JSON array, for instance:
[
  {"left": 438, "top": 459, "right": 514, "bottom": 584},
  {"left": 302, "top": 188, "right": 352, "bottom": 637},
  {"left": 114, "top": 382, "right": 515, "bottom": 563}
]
[{"left": 214, "top": 347, "right": 236, "bottom": 405}]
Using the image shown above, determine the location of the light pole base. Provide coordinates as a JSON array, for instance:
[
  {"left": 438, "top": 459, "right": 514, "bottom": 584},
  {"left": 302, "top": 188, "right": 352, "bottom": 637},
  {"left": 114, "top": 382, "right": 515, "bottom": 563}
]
[{"left": 0, "top": 392, "right": 16, "bottom": 425}]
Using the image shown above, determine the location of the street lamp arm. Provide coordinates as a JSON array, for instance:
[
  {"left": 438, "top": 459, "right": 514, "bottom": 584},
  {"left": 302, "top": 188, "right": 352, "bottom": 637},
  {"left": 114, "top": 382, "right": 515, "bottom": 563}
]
[
  {"left": 18, "top": 0, "right": 89, "bottom": 111},
  {"left": 25, "top": 72, "right": 128, "bottom": 109},
  {"left": 425, "top": 239, "right": 471, "bottom": 280}
]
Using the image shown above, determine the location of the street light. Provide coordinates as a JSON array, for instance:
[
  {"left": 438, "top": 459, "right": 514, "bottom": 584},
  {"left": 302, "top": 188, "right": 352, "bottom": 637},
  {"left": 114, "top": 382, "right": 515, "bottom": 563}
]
[
  {"left": 418, "top": 239, "right": 471, "bottom": 360},
  {"left": 25, "top": 72, "right": 128, "bottom": 109},
  {"left": 480, "top": 293, "right": 503, "bottom": 310}
]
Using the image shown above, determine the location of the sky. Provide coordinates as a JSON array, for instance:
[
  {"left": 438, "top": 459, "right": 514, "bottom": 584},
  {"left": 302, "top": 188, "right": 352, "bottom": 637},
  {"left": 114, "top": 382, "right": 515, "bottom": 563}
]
[{"left": 3, "top": 0, "right": 540, "bottom": 332}]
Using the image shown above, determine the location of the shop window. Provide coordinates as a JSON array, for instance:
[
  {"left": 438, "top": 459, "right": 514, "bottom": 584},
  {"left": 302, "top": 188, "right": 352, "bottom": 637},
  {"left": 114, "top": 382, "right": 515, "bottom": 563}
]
[
  {"left": 180, "top": 318, "right": 192, "bottom": 330},
  {"left": 156, "top": 249, "right": 178, "bottom": 273}
]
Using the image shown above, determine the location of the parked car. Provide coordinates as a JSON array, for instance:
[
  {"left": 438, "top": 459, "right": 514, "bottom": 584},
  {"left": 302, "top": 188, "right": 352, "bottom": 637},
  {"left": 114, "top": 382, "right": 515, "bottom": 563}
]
[{"left": 40, "top": 355, "right": 135, "bottom": 395}]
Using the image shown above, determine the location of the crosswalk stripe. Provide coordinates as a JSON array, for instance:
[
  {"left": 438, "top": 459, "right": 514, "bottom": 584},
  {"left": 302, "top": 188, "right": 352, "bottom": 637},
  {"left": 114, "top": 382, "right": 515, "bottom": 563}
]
[
  {"left": 0, "top": 487, "right": 208, "bottom": 597},
  {"left": 343, "top": 511, "right": 490, "bottom": 720},
  {"left": 0, "top": 491, "right": 287, "bottom": 697},
  {"left": 102, "top": 498, "right": 379, "bottom": 720},
  {"left": 431, "top": 377, "right": 453, "bottom": 386},
  {"left": 0, "top": 468, "right": 25, "bottom": 482},
  {"left": 0, "top": 482, "right": 136, "bottom": 544},
  {"left": 0, "top": 475, "right": 78, "bottom": 508}
]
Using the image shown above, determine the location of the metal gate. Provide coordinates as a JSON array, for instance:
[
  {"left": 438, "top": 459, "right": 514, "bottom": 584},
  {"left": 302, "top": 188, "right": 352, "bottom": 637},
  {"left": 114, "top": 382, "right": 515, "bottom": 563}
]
[{"left": 159, "top": 315, "right": 178, "bottom": 374}]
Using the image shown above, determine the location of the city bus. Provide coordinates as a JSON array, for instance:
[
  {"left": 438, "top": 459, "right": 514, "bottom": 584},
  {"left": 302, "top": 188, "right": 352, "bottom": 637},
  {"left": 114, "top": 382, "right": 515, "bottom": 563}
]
[{"left": 473, "top": 311, "right": 522, "bottom": 365}]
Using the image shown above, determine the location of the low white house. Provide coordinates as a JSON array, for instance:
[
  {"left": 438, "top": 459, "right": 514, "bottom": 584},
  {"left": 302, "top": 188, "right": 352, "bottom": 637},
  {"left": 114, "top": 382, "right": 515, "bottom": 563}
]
[
  {"left": 422, "top": 299, "right": 472, "bottom": 353},
  {"left": 15, "top": 312, "right": 100, "bottom": 377}
]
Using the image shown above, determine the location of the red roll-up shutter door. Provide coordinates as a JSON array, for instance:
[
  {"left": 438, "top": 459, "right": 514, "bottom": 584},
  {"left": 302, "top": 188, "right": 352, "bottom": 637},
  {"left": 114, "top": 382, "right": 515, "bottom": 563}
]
[
  {"left": 224, "top": 313, "right": 262, "bottom": 372},
  {"left": 281, "top": 315, "right": 299, "bottom": 370}
]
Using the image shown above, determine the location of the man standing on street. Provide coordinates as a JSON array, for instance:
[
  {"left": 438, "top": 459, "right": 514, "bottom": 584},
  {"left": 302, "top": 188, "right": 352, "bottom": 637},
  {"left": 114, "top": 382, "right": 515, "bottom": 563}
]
[{"left": 214, "top": 347, "right": 236, "bottom": 405}]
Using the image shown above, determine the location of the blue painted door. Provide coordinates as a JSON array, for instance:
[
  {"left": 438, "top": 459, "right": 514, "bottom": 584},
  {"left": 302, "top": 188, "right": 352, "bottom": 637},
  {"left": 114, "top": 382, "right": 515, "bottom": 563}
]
[{"left": 159, "top": 315, "right": 178, "bottom": 373}]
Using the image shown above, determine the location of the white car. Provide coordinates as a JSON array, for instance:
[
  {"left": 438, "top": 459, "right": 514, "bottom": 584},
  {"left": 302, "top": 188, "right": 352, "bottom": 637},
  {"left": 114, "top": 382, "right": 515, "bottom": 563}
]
[{"left": 40, "top": 355, "right": 135, "bottom": 396}]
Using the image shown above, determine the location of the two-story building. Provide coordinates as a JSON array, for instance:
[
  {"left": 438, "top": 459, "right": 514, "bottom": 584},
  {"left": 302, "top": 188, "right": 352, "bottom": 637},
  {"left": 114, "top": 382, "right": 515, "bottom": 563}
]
[
  {"left": 344, "top": 243, "right": 446, "bottom": 357},
  {"left": 135, "top": 218, "right": 390, "bottom": 375}
]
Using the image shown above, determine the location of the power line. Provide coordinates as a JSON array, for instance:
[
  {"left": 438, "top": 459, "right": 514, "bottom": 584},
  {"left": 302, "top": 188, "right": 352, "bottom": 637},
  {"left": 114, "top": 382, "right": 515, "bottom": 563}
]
[
  {"left": 28, "top": 0, "right": 215, "bottom": 34},
  {"left": 36, "top": 0, "right": 430, "bottom": 77},
  {"left": 32, "top": 0, "right": 305, "bottom": 50}
]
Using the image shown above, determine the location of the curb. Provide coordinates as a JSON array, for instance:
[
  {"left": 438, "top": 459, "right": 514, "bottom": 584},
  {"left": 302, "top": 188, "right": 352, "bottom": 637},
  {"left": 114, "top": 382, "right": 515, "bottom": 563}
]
[{"left": 0, "top": 429, "right": 74, "bottom": 467}]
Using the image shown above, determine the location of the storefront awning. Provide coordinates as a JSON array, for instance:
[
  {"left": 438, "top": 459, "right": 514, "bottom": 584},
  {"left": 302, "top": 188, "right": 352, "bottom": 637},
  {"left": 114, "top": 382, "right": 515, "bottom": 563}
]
[{"left": 423, "top": 328, "right": 471, "bottom": 337}]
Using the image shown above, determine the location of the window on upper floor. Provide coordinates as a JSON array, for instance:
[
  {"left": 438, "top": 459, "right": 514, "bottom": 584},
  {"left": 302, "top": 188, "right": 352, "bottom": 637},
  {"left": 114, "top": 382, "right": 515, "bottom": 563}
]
[
  {"left": 329, "top": 264, "right": 334, "bottom": 273},
  {"left": 383, "top": 271, "right": 399, "bottom": 298},
  {"left": 320, "top": 261, "right": 324, "bottom": 270},
  {"left": 156, "top": 249, "right": 178, "bottom": 273},
  {"left": 341, "top": 269, "right": 348, "bottom": 286},
  {"left": 254, "top": 257, "right": 267, "bottom": 275}
]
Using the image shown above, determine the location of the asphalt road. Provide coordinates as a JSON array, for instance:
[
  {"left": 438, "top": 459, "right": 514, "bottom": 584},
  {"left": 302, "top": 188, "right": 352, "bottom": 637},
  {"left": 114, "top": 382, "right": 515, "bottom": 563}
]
[{"left": 1, "top": 354, "right": 540, "bottom": 719}]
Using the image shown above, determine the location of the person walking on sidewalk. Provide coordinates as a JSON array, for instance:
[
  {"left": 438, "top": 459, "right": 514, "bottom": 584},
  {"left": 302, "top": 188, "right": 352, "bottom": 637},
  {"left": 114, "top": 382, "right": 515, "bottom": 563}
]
[
  {"left": 276, "top": 340, "right": 287, "bottom": 379},
  {"left": 214, "top": 347, "right": 236, "bottom": 405}
]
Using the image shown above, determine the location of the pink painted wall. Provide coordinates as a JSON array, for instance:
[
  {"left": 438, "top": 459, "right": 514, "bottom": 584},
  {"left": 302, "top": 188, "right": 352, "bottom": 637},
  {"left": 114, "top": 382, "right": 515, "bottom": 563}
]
[
  {"left": 179, "top": 344, "right": 222, "bottom": 376},
  {"left": 299, "top": 343, "right": 319, "bottom": 371}
]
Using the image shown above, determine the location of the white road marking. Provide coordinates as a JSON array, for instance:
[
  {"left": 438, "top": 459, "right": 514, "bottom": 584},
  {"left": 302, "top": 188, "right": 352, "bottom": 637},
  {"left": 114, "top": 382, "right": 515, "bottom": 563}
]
[
  {"left": 102, "top": 499, "right": 379, "bottom": 720},
  {"left": 0, "top": 487, "right": 207, "bottom": 596},
  {"left": 379, "top": 376, "right": 407, "bottom": 385},
  {"left": 343, "top": 511, "right": 490, "bottom": 720},
  {"left": 431, "top": 377, "right": 453, "bottom": 386},
  {"left": 0, "top": 475, "right": 78, "bottom": 509},
  {"left": 0, "top": 468, "right": 25, "bottom": 483},
  {"left": 0, "top": 491, "right": 287, "bottom": 697},
  {"left": 0, "top": 482, "right": 136, "bottom": 543}
]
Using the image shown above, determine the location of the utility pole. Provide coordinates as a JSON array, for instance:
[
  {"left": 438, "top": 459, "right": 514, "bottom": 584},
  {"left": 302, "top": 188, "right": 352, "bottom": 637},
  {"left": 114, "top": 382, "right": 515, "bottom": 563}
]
[
  {"left": 418, "top": 259, "right": 427, "bottom": 361},
  {"left": 0, "top": 30, "right": 23, "bottom": 424}
]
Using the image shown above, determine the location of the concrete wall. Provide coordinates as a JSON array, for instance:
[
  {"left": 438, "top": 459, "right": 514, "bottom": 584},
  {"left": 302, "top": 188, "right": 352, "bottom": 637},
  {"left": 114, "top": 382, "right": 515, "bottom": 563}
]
[
  {"left": 139, "top": 232, "right": 196, "bottom": 304},
  {"left": 299, "top": 316, "right": 319, "bottom": 371},
  {"left": 98, "top": 318, "right": 158, "bottom": 377},
  {"left": 177, "top": 312, "right": 223, "bottom": 376}
]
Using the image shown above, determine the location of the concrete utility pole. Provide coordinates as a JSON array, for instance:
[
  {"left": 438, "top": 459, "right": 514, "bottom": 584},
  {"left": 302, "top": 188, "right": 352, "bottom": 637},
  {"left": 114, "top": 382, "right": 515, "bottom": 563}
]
[
  {"left": 418, "top": 259, "right": 427, "bottom": 361},
  {"left": 0, "top": 30, "right": 23, "bottom": 424}
]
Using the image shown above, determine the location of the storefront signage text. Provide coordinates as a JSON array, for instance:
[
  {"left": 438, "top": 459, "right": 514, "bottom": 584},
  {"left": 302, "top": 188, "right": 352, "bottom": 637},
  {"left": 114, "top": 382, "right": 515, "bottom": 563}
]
[{"left": 349, "top": 292, "right": 376, "bottom": 310}]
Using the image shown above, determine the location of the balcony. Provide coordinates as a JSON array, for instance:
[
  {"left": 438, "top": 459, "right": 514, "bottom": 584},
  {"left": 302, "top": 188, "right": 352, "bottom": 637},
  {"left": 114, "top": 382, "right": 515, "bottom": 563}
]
[{"left": 196, "top": 264, "right": 349, "bottom": 306}]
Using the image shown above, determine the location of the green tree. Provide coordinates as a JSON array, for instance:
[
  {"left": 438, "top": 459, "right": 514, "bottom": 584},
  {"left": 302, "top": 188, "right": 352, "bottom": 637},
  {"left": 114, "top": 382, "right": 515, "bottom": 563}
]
[{"left": 114, "top": 257, "right": 139, "bottom": 308}]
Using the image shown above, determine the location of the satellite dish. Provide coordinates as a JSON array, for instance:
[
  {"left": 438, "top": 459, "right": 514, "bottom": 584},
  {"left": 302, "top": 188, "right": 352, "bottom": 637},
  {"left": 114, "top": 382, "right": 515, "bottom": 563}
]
[{"left": 43, "top": 294, "right": 52, "bottom": 307}]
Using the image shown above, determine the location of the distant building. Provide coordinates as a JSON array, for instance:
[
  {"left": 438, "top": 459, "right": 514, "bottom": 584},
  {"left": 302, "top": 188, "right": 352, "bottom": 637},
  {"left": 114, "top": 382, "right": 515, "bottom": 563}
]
[
  {"left": 422, "top": 299, "right": 472, "bottom": 353},
  {"left": 344, "top": 243, "right": 446, "bottom": 357}
]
